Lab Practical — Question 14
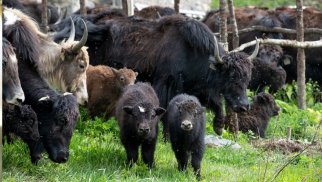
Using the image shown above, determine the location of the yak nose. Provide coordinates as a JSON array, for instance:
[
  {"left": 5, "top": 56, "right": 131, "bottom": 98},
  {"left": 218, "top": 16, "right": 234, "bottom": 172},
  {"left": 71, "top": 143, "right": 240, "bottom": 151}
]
[
  {"left": 139, "top": 127, "right": 150, "bottom": 134},
  {"left": 181, "top": 120, "right": 193, "bottom": 131},
  {"left": 56, "top": 150, "right": 69, "bottom": 163}
]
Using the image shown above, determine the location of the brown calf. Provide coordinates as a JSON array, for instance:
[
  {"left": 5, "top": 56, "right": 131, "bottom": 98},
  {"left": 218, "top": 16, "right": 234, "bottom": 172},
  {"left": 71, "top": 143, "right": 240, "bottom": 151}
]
[{"left": 86, "top": 65, "right": 138, "bottom": 119}]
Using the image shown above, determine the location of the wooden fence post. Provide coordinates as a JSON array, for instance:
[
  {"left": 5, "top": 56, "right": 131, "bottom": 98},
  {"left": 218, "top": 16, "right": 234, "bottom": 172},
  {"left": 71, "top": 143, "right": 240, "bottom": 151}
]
[{"left": 296, "top": 0, "right": 306, "bottom": 109}]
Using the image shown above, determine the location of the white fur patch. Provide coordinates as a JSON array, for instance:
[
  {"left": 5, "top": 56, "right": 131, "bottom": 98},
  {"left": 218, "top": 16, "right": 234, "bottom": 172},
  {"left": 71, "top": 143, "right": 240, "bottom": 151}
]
[
  {"left": 138, "top": 106, "right": 145, "bottom": 113},
  {"left": 9, "top": 54, "right": 18, "bottom": 64},
  {"left": 63, "top": 92, "right": 73, "bottom": 96},
  {"left": 4, "top": 10, "right": 21, "bottom": 26},
  {"left": 38, "top": 95, "right": 50, "bottom": 101}
]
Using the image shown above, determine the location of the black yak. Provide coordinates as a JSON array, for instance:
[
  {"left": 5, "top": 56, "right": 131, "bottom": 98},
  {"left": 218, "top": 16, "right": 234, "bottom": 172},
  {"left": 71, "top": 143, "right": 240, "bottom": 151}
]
[
  {"left": 167, "top": 94, "right": 205, "bottom": 180},
  {"left": 3, "top": 103, "right": 40, "bottom": 161},
  {"left": 115, "top": 82, "right": 166, "bottom": 168},
  {"left": 53, "top": 14, "right": 259, "bottom": 136},
  {"left": 234, "top": 93, "right": 280, "bottom": 137}
]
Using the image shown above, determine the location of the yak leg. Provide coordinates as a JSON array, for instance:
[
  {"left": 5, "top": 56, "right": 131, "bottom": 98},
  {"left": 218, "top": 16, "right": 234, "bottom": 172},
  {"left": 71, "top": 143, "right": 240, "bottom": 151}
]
[
  {"left": 174, "top": 148, "right": 189, "bottom": 171},
  {"left": 124, "top": 143, "right": 139, "bottom": 168},
  {"left": 191, "top": 148, "right": 204, "bottom": 180},
  {"left": 142, "top": 139, "right": 157, "bottom": 169}
]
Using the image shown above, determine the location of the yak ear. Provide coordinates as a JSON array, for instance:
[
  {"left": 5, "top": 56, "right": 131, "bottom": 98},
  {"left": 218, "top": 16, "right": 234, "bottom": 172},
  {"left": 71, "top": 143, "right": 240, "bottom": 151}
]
[
  {"left": 134, "top": 72, "right": 138, "bottom": 77},
  {"left": 123, "top": 106, "right": 134, "bottom": 115},
  {"left": 155, "top": 107, "right": 166, "bottom": 116}
]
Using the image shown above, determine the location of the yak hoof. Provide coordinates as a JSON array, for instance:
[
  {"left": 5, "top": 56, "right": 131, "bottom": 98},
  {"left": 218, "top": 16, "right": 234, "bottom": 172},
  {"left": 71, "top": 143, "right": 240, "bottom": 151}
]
[{"left": 214, "top": 126, "right": 223, "bottom": 136}]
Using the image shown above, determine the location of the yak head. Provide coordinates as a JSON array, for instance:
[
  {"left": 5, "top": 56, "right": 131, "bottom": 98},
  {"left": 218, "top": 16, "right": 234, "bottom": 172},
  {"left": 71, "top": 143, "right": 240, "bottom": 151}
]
[
  {"left": 208, "top": 37, "right": 259, "bottom": 112},
  {"left": 123, "top": 102, "right": 165, "bottom": 138},
  {"left": 5, "top": 104, "right": 39, "bottom": 142},
  {"left": 111, "top": 67, "right": 138, "bottom": 89},
  {"left": 36, "top": 93, "right": 79, "bottom": 163},
  {"left": 253, "top": 93, "right": 280, "bottom": 117},
  {"left": 175, "top": 99, "right": 205, "bottom": 131},
  {"left": 2, "top": 38, "right": 25, "bottom": 105},
  {"left": 36, "top": 18, "right": 89, "bottom": 106}
]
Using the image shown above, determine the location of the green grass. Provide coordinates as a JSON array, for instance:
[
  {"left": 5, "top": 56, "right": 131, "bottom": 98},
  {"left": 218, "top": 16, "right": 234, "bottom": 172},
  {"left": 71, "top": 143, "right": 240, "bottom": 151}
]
[{"left": 3, "top": 105, "right": 322, "bottom": 181}]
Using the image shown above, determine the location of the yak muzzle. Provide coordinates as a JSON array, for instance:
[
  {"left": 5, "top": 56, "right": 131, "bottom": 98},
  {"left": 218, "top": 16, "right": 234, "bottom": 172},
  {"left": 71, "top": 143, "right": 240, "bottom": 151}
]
[{"left": 181, "top": 120, "right": 193, "bottom": 131}]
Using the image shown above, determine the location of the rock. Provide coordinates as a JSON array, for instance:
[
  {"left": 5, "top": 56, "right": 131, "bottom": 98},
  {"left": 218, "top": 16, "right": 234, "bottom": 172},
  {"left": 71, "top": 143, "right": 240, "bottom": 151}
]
[{"left": 205, "top": 135, "right": 241, "bottom": 149}]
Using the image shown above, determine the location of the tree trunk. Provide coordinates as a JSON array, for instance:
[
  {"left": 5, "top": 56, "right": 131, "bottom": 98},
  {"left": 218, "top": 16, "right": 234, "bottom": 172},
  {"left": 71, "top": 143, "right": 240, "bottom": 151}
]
[
  {"left": 296, "top": 0, "right": 306, "bottom": 109},
  {"left": 80, "top": 0, "right": 87, "bottom": 16},
  {"left": 174, "top": 0, "right": 180, "bottom": 14},
  {"left": 122, "top": 0, "right": 128, "bottom": 16},
  {"left": 219, "top": 0, "right": 228, "bottom": 51},
  {"left": 40, "top": 0, "right": 48, "bottom": 33},
  {"left": 227, "top": 0, "right": 239, "bottom": 49}
]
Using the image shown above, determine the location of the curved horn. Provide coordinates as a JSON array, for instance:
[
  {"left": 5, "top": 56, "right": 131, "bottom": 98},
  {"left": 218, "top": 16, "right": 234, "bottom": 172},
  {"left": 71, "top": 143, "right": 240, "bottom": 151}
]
[
  {"left": 66, "top": 17, "right": 75, "bottom": 43},
  {"left": 247, "top": 38, "right": 260, "bottom": 61},
  {"left": 214, "top": 35, "right": 224, "bottom": 64},
  {"left": 72, "top": 19, "right": 88, "bottom": 53}
]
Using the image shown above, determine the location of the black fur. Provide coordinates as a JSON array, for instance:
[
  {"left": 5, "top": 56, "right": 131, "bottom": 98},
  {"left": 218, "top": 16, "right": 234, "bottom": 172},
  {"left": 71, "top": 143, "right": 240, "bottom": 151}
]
[
  {"left": 167, "top": 94, "right": 205, "bottom": 180},
  {"left": 115, "top": 82, "right": 165, "bottom": 168},
  {"left": 3, "top": 103, "right": 39, "bottom": 161}
]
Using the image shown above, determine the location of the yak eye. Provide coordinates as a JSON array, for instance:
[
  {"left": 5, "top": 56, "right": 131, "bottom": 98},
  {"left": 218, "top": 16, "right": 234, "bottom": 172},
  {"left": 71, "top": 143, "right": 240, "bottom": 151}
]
[
  {"left": 79, "top": 64, "right": 85, "bottom": 70},
  {"left": 120, "top": 76, "right": 125, "bottom": 81}
]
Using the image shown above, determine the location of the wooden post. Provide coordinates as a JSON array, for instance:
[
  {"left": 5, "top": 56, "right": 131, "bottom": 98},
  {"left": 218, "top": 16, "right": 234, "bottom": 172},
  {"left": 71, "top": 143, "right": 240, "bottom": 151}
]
[
  {"left": 219, "top": 0, "right": 228, "bottom": 51},
  {"left": 40, "top": 0, "right": 48, "bottom": 33},
  {"left": 0, "top": 3, "right": 3, "bottom": 177},
  {"left": 287, "top": 127, "right": 292, "bottom": 141},
  {"left": 80, "top": 0, "right": 87, "bottom": 16},
  {"left": 227, "top": 0, "right": 239, "bottom": 49},
  {"left": 174, "top": 0, "right": 180, "bottom": 14},
  {"left": 122, "top": 0, "right": 128, "bottom": 16},
  {"left": 296, "top": 0, "right": 306, "bottom": 109}
]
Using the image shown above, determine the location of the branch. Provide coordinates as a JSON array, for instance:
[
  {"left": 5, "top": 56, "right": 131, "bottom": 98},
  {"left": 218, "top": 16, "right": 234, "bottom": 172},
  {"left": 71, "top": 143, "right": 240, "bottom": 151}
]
[
  {"left": 213, "top": 26, "right": 322, "bottom": 36},
  {"left": 230, "top": 38, "right": 322, "bottom": 53}
]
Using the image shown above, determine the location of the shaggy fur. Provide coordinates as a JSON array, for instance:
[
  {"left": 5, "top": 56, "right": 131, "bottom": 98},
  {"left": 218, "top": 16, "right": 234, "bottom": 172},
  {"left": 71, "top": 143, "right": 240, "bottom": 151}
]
[
  {"left": 53, "top": 14, "right": 253, "bottom": 137},
  {"left": 134, "top": 6, "right": 176, "bottom": 20},
  {"left": 235, "top": 93, "right": 280, "bottom": 138},
  {"left": 2, "top": 37, "right": 25, "bottom": 105},
  {"left": 115, "top": 82, "right": 165, "bottom": 168},
  {"left": 3, "top": 103, "right": 39, "bottom": 156},
  {"left": 18, "top": 59, "right": 79, "bottom": 164},
  {"left": 3, "top": 7, "right": 89, "bottom": 105},
  {"left": 167, "top": 94, "right": 205, "bottom": 180},
  {"left": 3, "top": 103, "right": 39, "bottom": 162},
  {"left": 250, "top": 58, "right": 286, "bottom": 93},
  {"left": 87, "top": 65, "right": 138, "bottom": 119}
]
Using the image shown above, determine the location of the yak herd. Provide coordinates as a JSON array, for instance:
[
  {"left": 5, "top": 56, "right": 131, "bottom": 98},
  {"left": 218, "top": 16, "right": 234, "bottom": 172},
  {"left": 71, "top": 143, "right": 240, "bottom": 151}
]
[{"left": 3, "top": 0, "right": 322, "bottom": 179}]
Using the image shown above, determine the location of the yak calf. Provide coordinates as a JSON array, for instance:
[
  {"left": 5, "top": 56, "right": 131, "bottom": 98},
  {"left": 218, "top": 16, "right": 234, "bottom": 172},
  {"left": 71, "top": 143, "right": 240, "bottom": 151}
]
[
  {"left": 167, "top": 94, "right": 205, "bottom": 180},
  {"left": 87, "top": 65, "right": 138, "bottom": 119},
  {"left": 115, "top": 82, "right": 165, "bottom": 168},
  {"left": 235, "top": 93, "right": 280, "bottom": 138},
  {"left": 3, "top": 103, "right": 39, "bottom": 161}
]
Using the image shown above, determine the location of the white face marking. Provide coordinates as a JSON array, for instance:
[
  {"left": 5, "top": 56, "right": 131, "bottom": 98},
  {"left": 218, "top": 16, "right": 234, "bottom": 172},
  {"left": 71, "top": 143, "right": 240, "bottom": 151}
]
[
  {"left": 9, "top": 54, "right": 18, "bottom": 64},
  {"left": 38, "top": 95, "right": 50, "bottom": 101},
  {"left": 4, "top": 10, "right": 21, "bottom": 26},
  {"left": 138, "top": 106, "right": 145, "bottom": 113}
]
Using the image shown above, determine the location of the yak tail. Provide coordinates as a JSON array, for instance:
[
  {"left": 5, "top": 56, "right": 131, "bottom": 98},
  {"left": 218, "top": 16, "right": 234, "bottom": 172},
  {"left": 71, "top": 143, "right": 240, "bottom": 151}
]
[{"left": 3, "top": 8, "right": 43, "bottom": 65}]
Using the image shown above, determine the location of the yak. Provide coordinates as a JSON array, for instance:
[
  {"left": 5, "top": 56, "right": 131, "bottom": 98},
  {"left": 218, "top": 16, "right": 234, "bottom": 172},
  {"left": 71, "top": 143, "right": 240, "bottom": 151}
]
[
  {"left": 115, "top": 82, "right": 166, "bottom": 168},
  {"left": 52, "top": 14, "right": 259, "bottom": 136},
  {"left": 18, "top": 59, "right": 79, "bottom": 164},
  {"left": 167, "top": 94, "right": 205, "bottom": 180},
  {"left": 3, "top": 7, "right": 89, "bottom": 105},
  {"left": 2, "top": 37, "right": 25, "bottom": 105},
  {"left": 87, "top": 65, "right": 138, "bottom": 119}
]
